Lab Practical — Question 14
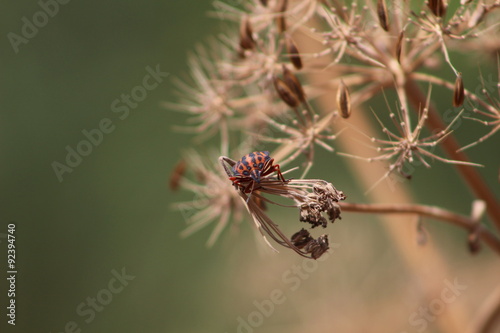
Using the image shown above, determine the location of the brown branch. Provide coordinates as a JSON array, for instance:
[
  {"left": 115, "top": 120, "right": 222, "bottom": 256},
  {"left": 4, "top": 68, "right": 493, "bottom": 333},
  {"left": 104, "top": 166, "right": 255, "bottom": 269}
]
[
  {"left": 404, "top": 77, "right": 500, "bottom": 231},
  {"left": 339, "top": 202, "right": 500, "bottom": 255}
]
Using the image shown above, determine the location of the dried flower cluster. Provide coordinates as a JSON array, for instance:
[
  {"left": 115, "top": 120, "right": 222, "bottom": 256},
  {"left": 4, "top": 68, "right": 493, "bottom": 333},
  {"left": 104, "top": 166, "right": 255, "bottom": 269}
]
[
  {"left": 169, "top": 0, "right": 500, "bottom": 259},
  {"left": 226, "top": 165, "right": 346, "bottom": 258}
]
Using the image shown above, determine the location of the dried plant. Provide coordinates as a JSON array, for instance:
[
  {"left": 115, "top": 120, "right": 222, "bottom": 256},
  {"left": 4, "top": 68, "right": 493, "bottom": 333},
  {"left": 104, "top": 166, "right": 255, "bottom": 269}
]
[{"left": 169, "top": 0, "right": 500, "bottom": 329}]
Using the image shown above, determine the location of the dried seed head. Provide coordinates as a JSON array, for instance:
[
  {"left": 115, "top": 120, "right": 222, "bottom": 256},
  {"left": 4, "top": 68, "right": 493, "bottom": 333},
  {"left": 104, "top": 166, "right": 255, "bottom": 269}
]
[
  {"left": 273, "top": 75, "right": 300, "bottom": 108},
  {"left": 396, "top": 31, "right": 404, "bottom": 63},
  {"left": 170, "top": 159, "right": 186, "bottom": 191},
  {"left": 282, "top": 65, "right": 306, "bottom": 103},
  {"left": 337, "top": 80, "right": 351, "bottom": 118},
  {"left": 291, "top": 228, "right": 314, "bottom": 249},
  {"left": 306, "top": 235, "right": 329, "bottom": 259},
  {"left": 276, "top": 0, "right": 288, "bottom": 33},
  {"left": 291, "top": 229, "right": 329, "bottom": 259},
  {"left": 299, "top": 182, "right": 345, "bottom": 228},
  {"left": 453, "top": 73, "right": 464, "bottom": 107},
  {"left": 427, "top": 0, "right": 446, "bottom": 18},
  {"left": 377, "top": 0, "right": 390, "bottom": 32},
  {"left": 467, "top": 232, "right": 481, "bottom": 254},
  {"left": 285, "top": 36, "right": 303, "bottom": 70},
  {"left": 313, "top": 182, "right": 345, "bottom": 220},
  {"left": 300, "top": 201, "right": 328, "bottom": 228},
  {"left": 222, "top": 164, "right": 345, "bottom": 259},
  {"left": 239, "top": 16, "right": 255, "bottom": 52}
]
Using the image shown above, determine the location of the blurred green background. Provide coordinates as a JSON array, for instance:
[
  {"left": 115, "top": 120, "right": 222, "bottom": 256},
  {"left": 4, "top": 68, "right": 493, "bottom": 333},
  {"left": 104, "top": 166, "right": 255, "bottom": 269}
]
[{"left": 1, "top": 1, "right": 499, "bottom": 333}]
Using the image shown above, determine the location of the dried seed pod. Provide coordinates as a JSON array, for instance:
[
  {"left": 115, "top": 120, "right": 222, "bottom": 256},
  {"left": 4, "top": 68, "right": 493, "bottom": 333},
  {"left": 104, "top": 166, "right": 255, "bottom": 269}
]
[
  {"left": 239, "top": 16, "right": 255, "bottom": 51},
  {"left": 453, "top": 73, "right": 464, "bottom": 107},
  {"left": 396, "top": 30, "right": 404, "bottom": 63},
  {"left": 282, "top": 65, "right": 306, "bottom": 103},
  {"left": 285, "top": 36, "right": 302, "bottom": 70},
  {"left": 377, "top": 0, "right": 390, "bottom": 32},
  {"left": 276, "top": 0, "right": 288, "bottom": 33},
  {"left": 170, "top": 159, "right": 187, "bottom": 191},
  {"left": 273, "top": 76, "right": 300, "bottom": 108},
  {"left": 291, "top": 229, "right": 314, "bottom": 249},
  {"left": 337, "top": 80, "right": 351, "bottom": 118},
  {"left": 259, "top": 0, "right": 268, "bottom": 6},
  {"left": 467, "top": 232, "right": 481, "bottom": 254},
  {"left": 427, "top": 0, "right": 446, "bottom": 18}
]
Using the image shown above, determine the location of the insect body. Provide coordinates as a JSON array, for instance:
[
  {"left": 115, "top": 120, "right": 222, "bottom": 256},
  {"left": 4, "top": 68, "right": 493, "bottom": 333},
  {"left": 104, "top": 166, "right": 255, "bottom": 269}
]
[
  {"left": 232, "top": 151, "right": 271, "bottom": 183},
  {"left": 220, "top": 151, "right": 286, "bottom": 195}
]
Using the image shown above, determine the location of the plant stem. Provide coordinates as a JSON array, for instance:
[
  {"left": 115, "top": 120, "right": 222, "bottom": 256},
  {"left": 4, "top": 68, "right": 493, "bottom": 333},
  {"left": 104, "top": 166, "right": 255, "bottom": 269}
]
[
  {"left": 339, "top": 202, "right": 500, "bottom": 255},
  {"left": 404, "top": 77, "right": 500, "bottom": 231}
]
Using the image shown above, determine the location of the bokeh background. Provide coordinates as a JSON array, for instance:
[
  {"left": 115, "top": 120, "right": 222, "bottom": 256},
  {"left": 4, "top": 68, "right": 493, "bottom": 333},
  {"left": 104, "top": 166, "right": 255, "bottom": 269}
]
[{"left": 1, "top": 1, "right": 499, "bottom": 333}]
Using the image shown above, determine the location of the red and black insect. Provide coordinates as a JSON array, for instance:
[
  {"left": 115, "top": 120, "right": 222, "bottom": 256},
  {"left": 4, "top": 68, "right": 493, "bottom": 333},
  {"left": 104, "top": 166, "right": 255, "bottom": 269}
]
[{"left": 219, "top": 151, "right": 286, "bottom": 195}]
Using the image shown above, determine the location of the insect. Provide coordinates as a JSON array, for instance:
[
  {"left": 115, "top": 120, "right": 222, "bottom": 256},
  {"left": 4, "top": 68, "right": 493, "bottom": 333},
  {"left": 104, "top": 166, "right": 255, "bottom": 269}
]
[{"left": 219, "top": 151, "right": 286, "bottom": 195}]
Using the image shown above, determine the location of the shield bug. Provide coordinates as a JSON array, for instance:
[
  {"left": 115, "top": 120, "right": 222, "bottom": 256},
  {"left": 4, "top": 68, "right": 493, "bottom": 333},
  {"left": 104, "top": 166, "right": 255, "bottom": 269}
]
[{"left": 219, "top": 151, "right": 286, "bottom": 195}]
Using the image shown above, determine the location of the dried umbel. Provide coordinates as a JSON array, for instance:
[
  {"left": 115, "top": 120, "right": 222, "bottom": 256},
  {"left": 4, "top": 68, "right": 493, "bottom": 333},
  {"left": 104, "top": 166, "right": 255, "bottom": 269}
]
[
  {"left": 170, "top": 0, "right": 500, "bottom": 268},
  {"left": 219, "top": 152, "right": 346, "bottom": 259}
]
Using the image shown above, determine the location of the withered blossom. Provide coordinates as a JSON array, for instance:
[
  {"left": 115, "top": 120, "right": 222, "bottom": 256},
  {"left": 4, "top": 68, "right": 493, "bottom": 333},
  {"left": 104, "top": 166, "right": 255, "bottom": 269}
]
[
  {"left": 220, "top": 153, "right": 346, "bottom": 259},
  {"left": 239, "top": 16, "right": 256, "bottom": 52},
  {"left": 338, "top": 88, "right": 482, "bottom": 190}
]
